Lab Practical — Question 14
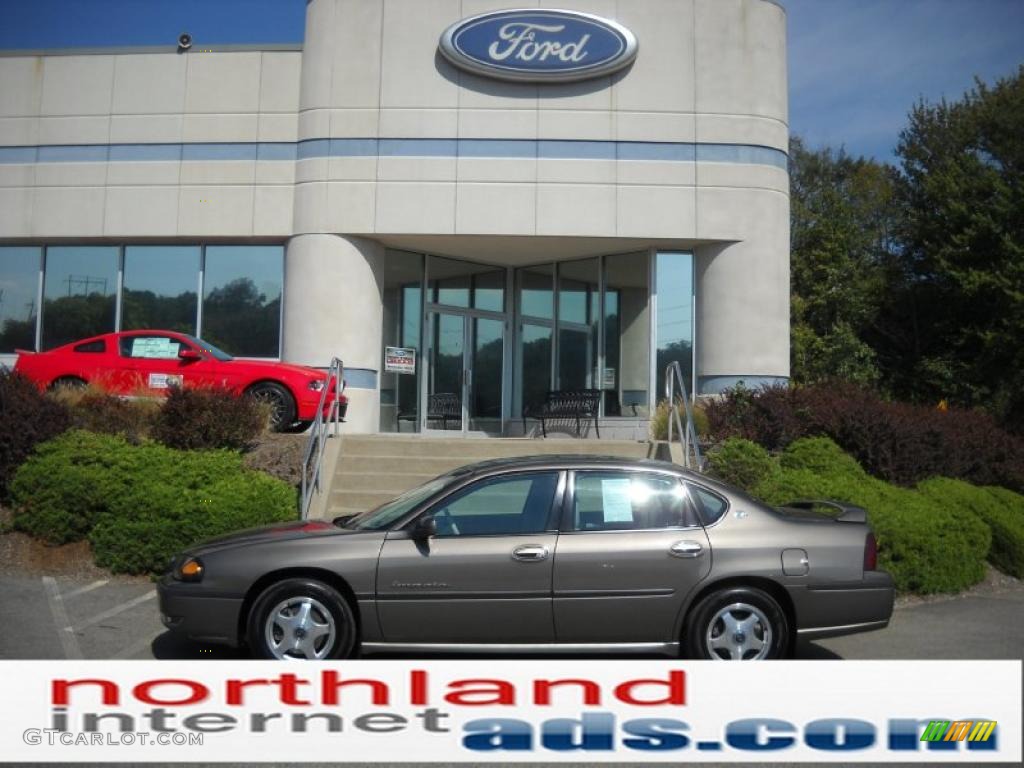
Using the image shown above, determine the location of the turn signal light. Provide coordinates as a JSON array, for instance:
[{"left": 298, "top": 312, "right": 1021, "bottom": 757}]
[
  {"left": 176, "top": 557, "right": 204, "bottom": 582},
  {"left": 863, "top": 533, "right": 878, "bottom": 571}
]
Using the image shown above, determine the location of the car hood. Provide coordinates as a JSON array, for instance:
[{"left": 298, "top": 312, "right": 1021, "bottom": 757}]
[
  {"left": 187, "top": 519, "right": 361, "bottom": 555},
  {"left": 229, "top": 360, "right": 324, "bottom": 380}
]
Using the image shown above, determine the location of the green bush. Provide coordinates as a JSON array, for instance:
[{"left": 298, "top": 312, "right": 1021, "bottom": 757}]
[
  {"left": 650, "top": 399, "right": 710, "bottom": 441},
  {"left": 753, "top": 437, "right": 990, "bottom": 594},
  {"left": 11, "top": 430, "right": 296, "bottom": 573},
  {"left": 918, "top": 479, "right": 1024, "bottom": 578},
  {"left": 0, "top": 370, "right": 70, "bottom": 498},
  {"left": 706, "top": 438, "right": 776, "bottom": 492},
  {"left": 152, "top": 386, "right": 267, "bottom": 451}
]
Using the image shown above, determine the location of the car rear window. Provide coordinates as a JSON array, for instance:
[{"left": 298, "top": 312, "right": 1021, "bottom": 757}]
[
  {"left": 688, "top": 484, "right": 729, "bottom": 525},
  {"left": 74, "top": 340, "right": 105, "bottom": 353}
]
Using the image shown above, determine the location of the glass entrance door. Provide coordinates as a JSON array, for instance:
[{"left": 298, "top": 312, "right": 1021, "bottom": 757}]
[{"left": 425, "top": 311, "right": 505, "bottom": 435}]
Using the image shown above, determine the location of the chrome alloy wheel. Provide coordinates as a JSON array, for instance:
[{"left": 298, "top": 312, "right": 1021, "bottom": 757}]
[
  {"left": 705, "top": 602, "right": 773, "bottom": 660},
  {"left": 264, "top": 596, "right": 337, "bottom": 660}
]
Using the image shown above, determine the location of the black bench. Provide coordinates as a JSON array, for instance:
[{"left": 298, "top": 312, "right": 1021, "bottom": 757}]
[
  {"left": 425, "top": 392, "right": 461, "bottom": 430},
  {"left": 523, "top": 389, "right": 601, "bottom": 438},
  {"left": 397, "top": 392, "right": 462, "bottom": 430}
]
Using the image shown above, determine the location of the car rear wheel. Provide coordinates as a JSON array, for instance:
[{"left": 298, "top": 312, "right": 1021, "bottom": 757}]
[
  {"left": 246, "top": 381, "right": 296, "bottom": 432},
  {"left": 247, "top": 578, "right": 357, "bottom": 660},
  {"left": 685, "top": 586, "right": 789, "bottom": 660},
  {"left": 48, "top": 376, "right": 87, "bottom": 392}
]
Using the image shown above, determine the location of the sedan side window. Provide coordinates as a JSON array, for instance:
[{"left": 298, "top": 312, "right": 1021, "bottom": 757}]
[
  {"left": 572, "top": 472, "right": 697, "bottom": 531},
  {"left": 429, "top": 472, "right": 559, "bottom": 537},
  {"left": 688, "top": 484, "right": 729, "bottom": 525},
  {"left": 119, "top": 335, "right": 186, "bottom": 360}
]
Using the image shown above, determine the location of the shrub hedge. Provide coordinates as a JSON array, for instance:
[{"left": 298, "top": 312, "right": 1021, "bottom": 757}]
[
  {"left": 703, "top": 381, "right": 1024, "bottom": 492},
  {"left": 11, "top": 430, "right": 296, "bottom": 573},
  {"left": 706, "top": 438, "right": 776, "bottom": 491},
  {"left": 62, "top": 390, "right": 158, "bottom": 443},
  {"left": 649, "top": 399, "right": 710, "bottom": 441},
  {"left": 151, "top": 386, "right": 267, "bottom": 451},
  {"left": 749, "top": 437, "right": 991, "bottom": 594},
  {"left": 918, "top": 478, "right": 1024, "bottom": 578},
  {"left": 0, "top": 370, "right": 70, "bottom": 498}
]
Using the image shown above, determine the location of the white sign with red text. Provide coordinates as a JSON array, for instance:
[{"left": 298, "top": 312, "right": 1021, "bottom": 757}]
[{"left": 0, "top": 660, "right": 1019, "bottom": 762}]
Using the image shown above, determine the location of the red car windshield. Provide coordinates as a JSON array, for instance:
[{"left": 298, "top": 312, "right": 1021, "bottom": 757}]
[{"left": 181, "top": 335, "right": 234, "bottom": 362}]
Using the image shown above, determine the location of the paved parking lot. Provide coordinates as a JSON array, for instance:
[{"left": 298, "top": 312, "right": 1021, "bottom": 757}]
[{"left": 2, "top": 572, "right": 1022, "bottom": 660}]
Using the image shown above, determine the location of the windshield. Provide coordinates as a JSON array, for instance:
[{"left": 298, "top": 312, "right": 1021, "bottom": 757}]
[
  {"left": 183, "top": 335, "right": 234, "bottom": 362},
  {"left": 340, "top": 476, "right": 455, "bottom": 531}
]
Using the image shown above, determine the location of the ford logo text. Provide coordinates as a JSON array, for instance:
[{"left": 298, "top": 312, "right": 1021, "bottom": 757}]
[{"left": 439, "top": 9, "right": 638, "bottom": 83}]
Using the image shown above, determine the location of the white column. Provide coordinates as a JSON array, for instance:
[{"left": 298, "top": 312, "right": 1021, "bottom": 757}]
[{"left": 283, "top": 233, "right": 384, "bottom": 433}]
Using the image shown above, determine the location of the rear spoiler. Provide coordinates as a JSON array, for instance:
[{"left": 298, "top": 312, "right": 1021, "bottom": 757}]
[{"left": 784, "top": 499, "right": 867, "bottom": 523}]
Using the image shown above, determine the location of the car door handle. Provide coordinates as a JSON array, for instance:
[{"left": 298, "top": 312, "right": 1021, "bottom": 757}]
[
  {"left": 669, "top": 540, "right": 704, "bottom": 558},
  {"left": 511, "top": 545, "right": 549, "bottom": 562}
]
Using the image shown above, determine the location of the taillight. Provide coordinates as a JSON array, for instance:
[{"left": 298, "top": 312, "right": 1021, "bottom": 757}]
[{"left": 863, "top": 532, "right": 878, "bottom": 571}]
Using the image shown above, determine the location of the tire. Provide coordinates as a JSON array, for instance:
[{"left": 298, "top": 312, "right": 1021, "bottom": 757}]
[
  {"left": 685, "top": 586, "right": 789, "bottom": 660},
  {"left": 48, "top": 376, "right": 87, "bottom": 392},
  {"left": 246, "top": 381, "right": 296, "bottom": 432},
  {"left": 282, "top": 420, "right": 313, "bottom": 434},
  {"left": 247, "top": 578, "right": 358, "bottom": 660}
]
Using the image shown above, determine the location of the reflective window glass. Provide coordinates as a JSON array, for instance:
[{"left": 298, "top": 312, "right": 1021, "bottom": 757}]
[
  {"left": 380, "top": 250, "right": 423, "bottom": 433},
  {"left": 42, "top": 246, "right": 118, "bottom": 350},
  {"left": 430, "top": 472, "right": 559, "bottom": 536},
  {"left": 519, "top": 322, "right": 551, "bottom": 416},
  {"left": 122, "top": 246, "right": 199, "bottom": 334},
  {"left": 519, "top": 264, "right": 553, "bottom": 320},
  {"left": 603, "top": 252, "right": 650, "bottom": 416},
  {"left": 572, "top": 471, "right": 695, "bottom": 531},
  {"left": 202, "top": 246, "right": 282, "bottom": 358},
  {"left": 0, "top": 247, "right": 40, "bottom": 352},
  {"left": 557, "top": 258, "right": 599, "bottom": 390},
  {"left": 428, "top": 255, "right": 504, "bottom": 312},
  {"left": 656, "top": 252, "right": 695, "bottom": 400}
]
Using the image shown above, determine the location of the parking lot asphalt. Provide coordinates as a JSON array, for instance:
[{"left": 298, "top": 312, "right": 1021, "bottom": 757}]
[{"left": 1, "top": 573, "right": 1022, "bottom": 661}]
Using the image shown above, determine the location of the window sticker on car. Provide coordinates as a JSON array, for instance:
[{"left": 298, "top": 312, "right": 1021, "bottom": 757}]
[
  {"left": 601, "top": 477, "right": 634, "bottom": 522},
  {"left": 148, "top": 373, "right": 182, "bottom": 389},
  {"left": 131, "top": 337, "right": 180, "bottom": 359}
]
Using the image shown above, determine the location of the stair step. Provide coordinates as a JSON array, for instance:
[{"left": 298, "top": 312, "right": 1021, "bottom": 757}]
[
  {"left": 338, "top": 436, "right": 649, "bottom": 459},
  {"left": 328, "top": 490, "right": 401, "bottom": 510}
]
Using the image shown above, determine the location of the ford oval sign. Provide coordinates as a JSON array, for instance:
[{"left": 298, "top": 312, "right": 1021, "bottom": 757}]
[{"left": 439, "top": 8, "right": 638, "bottom": 83}]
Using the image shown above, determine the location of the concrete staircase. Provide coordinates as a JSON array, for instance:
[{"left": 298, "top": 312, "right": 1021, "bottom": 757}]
[{"left": 324, "top": 435, "right": 653, "bottom": 519}]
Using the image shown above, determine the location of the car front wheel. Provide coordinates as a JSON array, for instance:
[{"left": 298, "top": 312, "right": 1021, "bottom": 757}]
[
  {"left": 685, "top": 586, "right": 789, "bottom": 660},
  {"left": 246, "top": 381, "right": 296, "bottom": 432},
  {"left": 247, "top": 578, "right": 357, "bottom": 660}
]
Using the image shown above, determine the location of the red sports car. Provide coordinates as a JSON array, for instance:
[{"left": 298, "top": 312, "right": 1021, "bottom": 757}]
[{"left": 14, "top": 330, "right": 346, "bottom": 432}]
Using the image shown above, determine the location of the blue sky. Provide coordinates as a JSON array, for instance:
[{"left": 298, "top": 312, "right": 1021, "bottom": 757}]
[{"left": 0, "top": 0, "right": 1021, "bottom": 161}]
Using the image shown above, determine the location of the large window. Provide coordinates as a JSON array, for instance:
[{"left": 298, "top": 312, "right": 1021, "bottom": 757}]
[
  {"left": 202, "top": 246, "right": 283, "bottom": 358},
  {"left": 122, "top": 246, "right": 200, "bottom": 334},
  {"left": 0, "top": 247, "right": 40, "bottom": 353},
  {"left": 604, "top": 252, "right": 650, "bottom": 417},
  {"left": 380, "top": 250, "right": 424, "bottom": 433},
  {"left": 655, "top": 251, "right": 695, "bottom": 398},
  {"left": 557, "top": 258, "right": 599, "bottom": 391},
  {"left": 42, "top": 246, "right": 118, "bottom": 350},
  {"left": 1, "top": 244, "right": 284, "bottom": 358},
  {"left": 428, "top": 255, "right": 505, "bottom": 312}
]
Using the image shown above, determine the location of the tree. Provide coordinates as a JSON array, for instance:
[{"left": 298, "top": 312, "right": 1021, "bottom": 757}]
[
  {"left": 788, "top": 137, "right": 901, "bottom": 385},
  {"left": 892, "top": 66, "right": 1024, "bottom": 430}
]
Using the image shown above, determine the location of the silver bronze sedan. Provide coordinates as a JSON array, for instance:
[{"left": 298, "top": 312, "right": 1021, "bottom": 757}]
[{"left": 158, "top": 455, "right": 894, "bottom": 660}]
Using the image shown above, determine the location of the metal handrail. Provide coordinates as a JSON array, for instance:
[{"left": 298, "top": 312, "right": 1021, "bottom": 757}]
[
  {"left": 300, "top": 357, "right": 345, "bottom": 520},
  {"left": 664, "top": 360, "right": 703, "bottom": 471}
]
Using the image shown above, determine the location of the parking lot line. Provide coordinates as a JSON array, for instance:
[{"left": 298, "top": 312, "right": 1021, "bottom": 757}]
[
  {"left": 71, "top": 591, "right": 156, "bottom": 632},
  {"left": 62, "top": 579, "right": 108, "bottom": 600},
  {"left": 41, "top": 577, "right": 82, "bottom": 660}
]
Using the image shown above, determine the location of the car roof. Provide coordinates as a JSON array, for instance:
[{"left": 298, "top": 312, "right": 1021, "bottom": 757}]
[{"left": 447, "top": 453, "right": 698, "bottom": 478}]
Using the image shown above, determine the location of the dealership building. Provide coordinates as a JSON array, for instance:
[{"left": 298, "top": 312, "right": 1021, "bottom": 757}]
[{"left": 0, "top": 0, "right": 789, "bottom": 436}]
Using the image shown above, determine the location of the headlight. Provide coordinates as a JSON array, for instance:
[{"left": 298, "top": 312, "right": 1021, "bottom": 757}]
[
  {"left": 307, "top": 379, "right": 325, "bottom": 392},
  {"left": 174, "top": 557, "right": 204, "bottom": 582}
]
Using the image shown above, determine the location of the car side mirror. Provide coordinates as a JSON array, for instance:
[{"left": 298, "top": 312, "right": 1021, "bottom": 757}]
[
  {"left": 411, "top": 514, "right": 437, "bottom": 540},
  {"left": 178, "top": 348, "right": 202, "bottom": 362}
]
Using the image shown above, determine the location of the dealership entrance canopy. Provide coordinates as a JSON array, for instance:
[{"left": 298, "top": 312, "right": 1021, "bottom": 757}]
[{"left": 0, "top": 0, "right": 790, "bottom": 436}]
